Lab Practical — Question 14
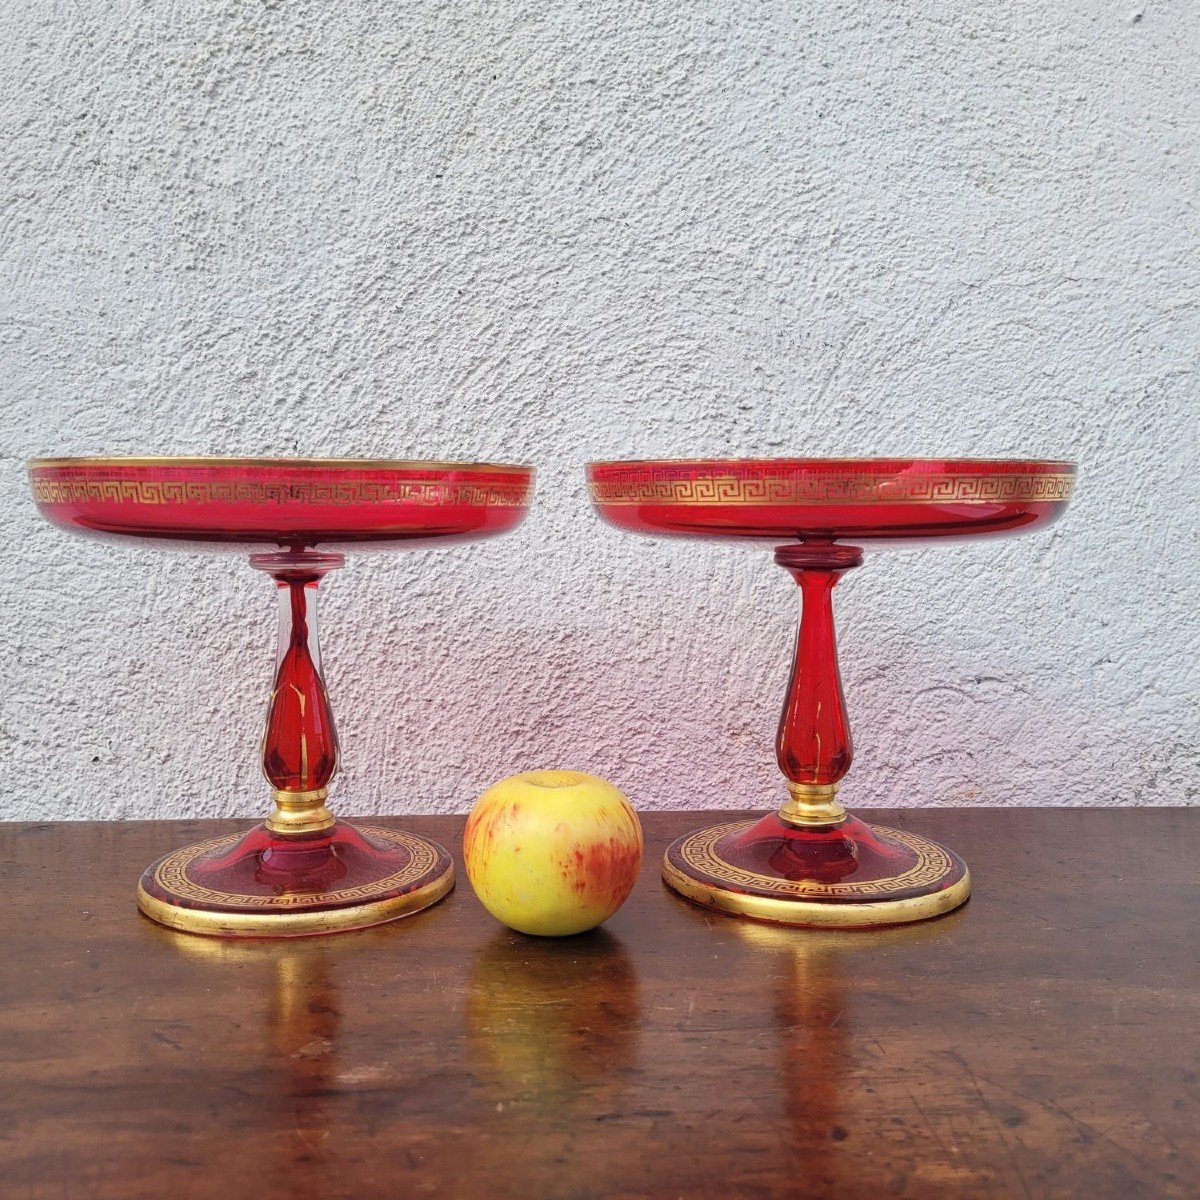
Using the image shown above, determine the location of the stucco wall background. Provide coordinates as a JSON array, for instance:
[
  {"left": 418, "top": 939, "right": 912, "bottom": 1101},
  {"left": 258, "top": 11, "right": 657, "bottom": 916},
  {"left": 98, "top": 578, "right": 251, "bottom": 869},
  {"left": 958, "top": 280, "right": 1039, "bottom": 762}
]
[{"left": 1, "top": 0, "right": 1196, "bottom": 822}]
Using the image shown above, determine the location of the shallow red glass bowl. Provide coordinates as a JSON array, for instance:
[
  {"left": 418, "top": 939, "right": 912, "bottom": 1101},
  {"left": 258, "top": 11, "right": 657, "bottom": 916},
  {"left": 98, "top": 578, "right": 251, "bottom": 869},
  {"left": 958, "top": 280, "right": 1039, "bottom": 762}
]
[
  {"left": 28, "top": 456, "right": 535, "bottom": 550},
  {"left": 587, "top": 457, "right": 1075, "bottom": 544}
]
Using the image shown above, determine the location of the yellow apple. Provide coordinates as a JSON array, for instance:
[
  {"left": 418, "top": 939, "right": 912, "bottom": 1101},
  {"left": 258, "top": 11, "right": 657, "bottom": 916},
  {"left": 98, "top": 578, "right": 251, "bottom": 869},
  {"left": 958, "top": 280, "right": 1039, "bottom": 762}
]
[{"left": 463, "top": 770, "right": 643, "bottom": 936}]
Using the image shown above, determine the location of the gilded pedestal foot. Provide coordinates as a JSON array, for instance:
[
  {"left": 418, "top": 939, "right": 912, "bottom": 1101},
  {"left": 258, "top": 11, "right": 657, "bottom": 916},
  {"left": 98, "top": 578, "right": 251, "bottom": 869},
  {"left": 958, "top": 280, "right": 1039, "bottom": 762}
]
[
  {"left": 137, "top": 822, "right": 454, "bottom": 938},
  {"left": 662, "top": 814, "right": 970, "bottom": 929}
]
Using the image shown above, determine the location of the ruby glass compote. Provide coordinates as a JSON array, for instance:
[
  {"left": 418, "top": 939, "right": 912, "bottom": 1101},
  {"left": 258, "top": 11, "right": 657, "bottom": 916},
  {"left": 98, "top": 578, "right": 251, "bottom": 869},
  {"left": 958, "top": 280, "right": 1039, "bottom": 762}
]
[
  {"left": 588, "top": 457, "right": 1076, "bottom": 928},
  {"left": 29, "top": 457, "right": 535, "bottom": 937}
]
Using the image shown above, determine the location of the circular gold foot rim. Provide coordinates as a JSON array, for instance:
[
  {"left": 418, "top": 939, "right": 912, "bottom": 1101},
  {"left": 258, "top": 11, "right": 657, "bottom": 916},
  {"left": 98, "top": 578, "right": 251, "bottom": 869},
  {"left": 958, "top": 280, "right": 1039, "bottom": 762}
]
[
  {"left": 138, "top": 863, "right": 455, "bottom": 938},
  {"left": 662, "top": 856, "right": 970, "bottom": 929}
]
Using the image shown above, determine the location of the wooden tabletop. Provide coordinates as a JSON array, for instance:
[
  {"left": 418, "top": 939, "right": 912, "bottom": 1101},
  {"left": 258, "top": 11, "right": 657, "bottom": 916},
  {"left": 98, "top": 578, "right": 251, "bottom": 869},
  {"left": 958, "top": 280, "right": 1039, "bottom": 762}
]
[{"left": 1, "top": 809, "right": 1196, "bottom": 1199}]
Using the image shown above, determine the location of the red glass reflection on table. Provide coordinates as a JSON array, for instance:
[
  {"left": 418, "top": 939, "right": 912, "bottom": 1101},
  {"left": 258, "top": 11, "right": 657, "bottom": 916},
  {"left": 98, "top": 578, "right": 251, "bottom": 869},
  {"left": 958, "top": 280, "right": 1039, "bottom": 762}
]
[
  {"left": 29, "top": 457, "right": 535, "bottom": 937},
  {"left": 588, "top": 457, "right": 1075, "bottom": 928}
]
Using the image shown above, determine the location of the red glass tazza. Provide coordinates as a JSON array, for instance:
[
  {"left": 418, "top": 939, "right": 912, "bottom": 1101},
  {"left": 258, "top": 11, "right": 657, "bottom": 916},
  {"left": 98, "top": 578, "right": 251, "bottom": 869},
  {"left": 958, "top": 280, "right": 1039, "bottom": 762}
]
[
  {"left": 29, "top": 456, "right": 536, "bottom": 937},
  {"left": 588, "top": 457, "right": 1077, "bottom": 928}
]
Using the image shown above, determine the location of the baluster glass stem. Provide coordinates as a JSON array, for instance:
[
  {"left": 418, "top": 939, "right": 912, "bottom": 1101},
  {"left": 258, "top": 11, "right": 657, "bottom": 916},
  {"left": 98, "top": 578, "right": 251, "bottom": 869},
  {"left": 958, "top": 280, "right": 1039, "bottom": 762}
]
[
  {"left": 250, "top": 551, "right": 345, "bottom": 836},
  {"left": 774, "top": 544, "right": 863, "bottom": 827}
]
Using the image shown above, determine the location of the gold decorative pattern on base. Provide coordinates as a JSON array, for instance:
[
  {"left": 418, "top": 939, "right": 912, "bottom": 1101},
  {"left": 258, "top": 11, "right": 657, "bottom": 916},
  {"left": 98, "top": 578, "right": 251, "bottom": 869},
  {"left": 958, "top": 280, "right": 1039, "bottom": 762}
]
[
  {"left": 663, "top": 820, "right": 971, "bottom": 928},
  {"left": 680, "top": 820, "right": 952, "bottom": 898},
  {"left": 137, "top": 827, "right": 454, "bottom": 938}
]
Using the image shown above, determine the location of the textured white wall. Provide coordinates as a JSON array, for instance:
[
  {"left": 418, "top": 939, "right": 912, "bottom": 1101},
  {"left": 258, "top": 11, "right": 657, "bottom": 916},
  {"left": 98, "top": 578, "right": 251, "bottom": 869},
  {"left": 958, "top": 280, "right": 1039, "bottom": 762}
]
[{"left": 2, "top": 1, "right": 1197, "bottom": 822}]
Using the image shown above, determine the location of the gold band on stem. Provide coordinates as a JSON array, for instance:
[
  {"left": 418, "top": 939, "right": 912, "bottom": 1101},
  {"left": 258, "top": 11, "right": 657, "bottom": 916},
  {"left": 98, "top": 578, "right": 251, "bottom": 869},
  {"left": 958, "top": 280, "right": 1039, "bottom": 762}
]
[
  {"left": 266, "top": 787, "right": 337, "bottom": 835},
  {"left": 779, "top": 782, "right": 848, "bottom": 828}
]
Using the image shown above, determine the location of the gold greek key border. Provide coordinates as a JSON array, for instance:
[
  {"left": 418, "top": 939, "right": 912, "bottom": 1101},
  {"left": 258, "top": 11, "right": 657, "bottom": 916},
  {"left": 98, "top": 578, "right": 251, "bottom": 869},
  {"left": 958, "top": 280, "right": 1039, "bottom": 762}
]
[
  {"left": 31, "top": 475, "right": 531, "bottom": 509},
  {"left": 590, "top": 471, "right": 1075, "bottom": 507},
  {"left": 663, "top": 854, "right": 970, "bottom": 927},
  {"left": 139, "top": 868, "right": 454, "bottom": 936},
  {"left": 152, "top": 826, "right": 441, "bottom": 909},
  {"left": 675, "top": 820, "right": 957, "bottom": 899}
]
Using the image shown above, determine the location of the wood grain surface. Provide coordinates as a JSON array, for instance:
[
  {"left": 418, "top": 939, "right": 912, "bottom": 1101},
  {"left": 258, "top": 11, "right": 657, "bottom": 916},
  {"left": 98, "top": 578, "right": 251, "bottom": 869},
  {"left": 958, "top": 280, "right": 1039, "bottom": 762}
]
[{"left": 1, "top": 809, "right": 1196, "bottom": 1199}]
